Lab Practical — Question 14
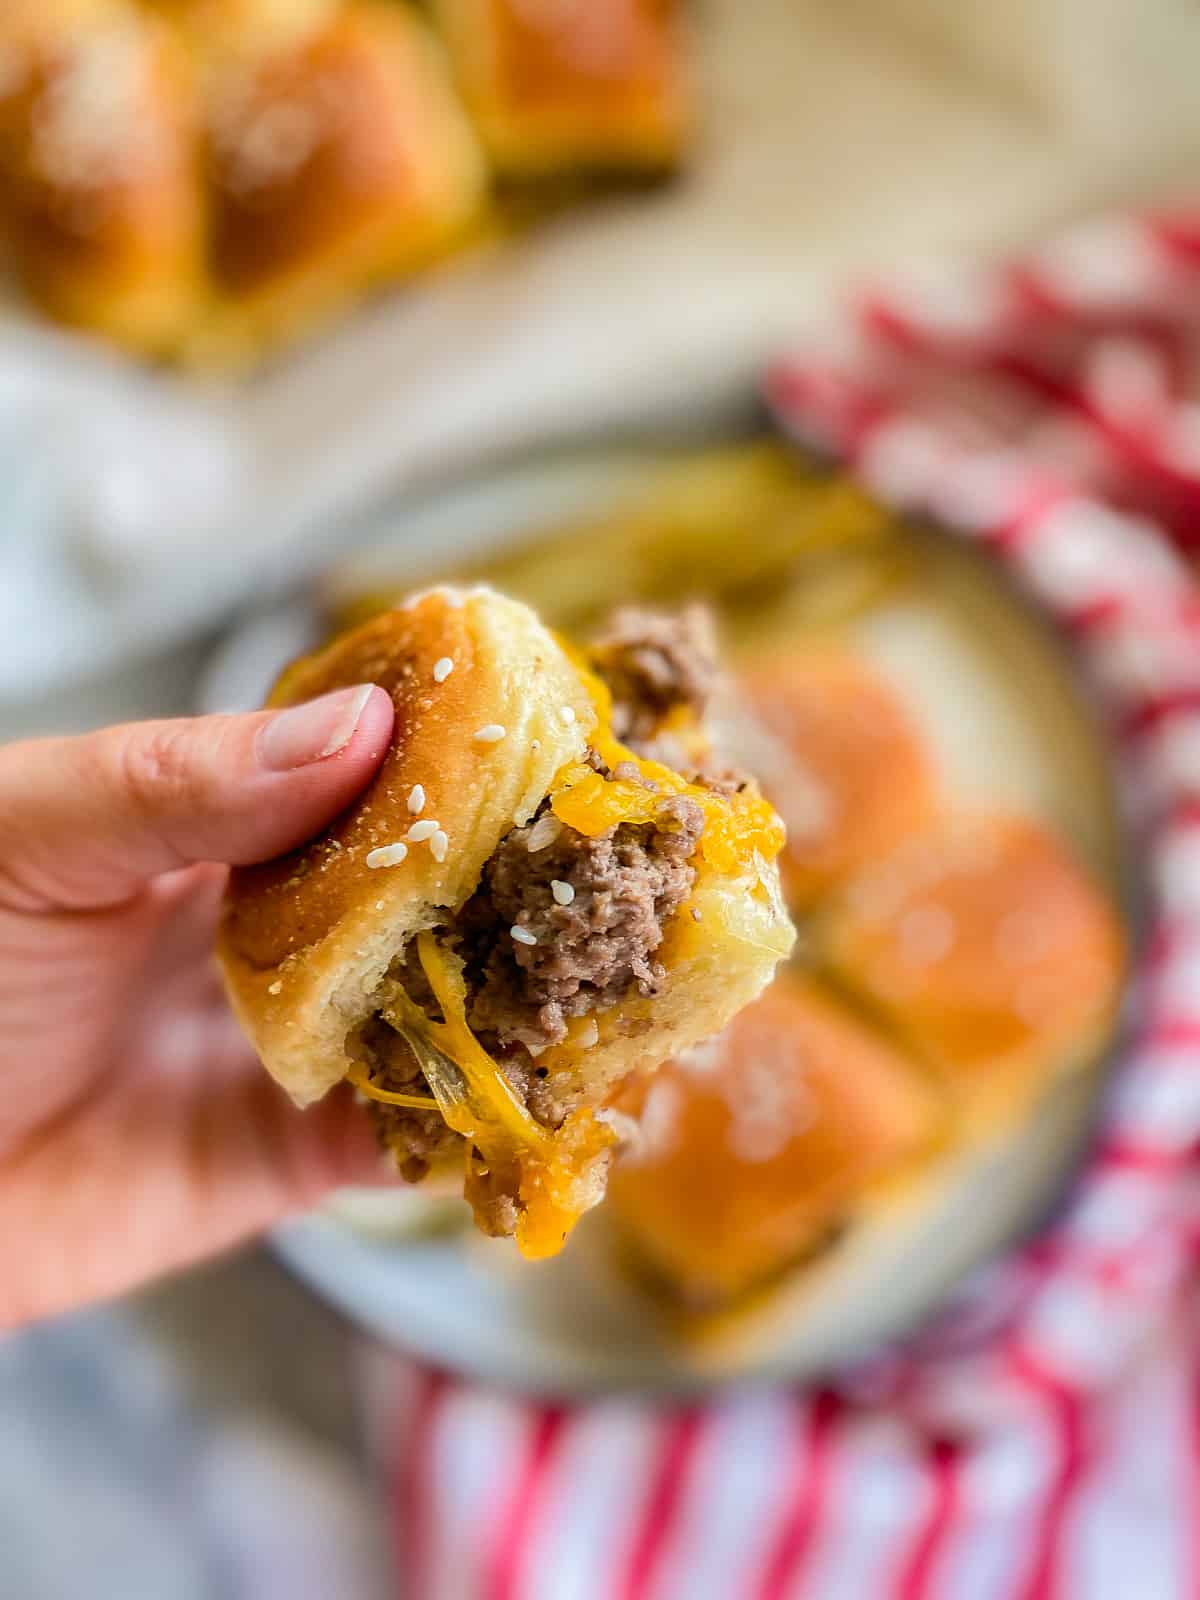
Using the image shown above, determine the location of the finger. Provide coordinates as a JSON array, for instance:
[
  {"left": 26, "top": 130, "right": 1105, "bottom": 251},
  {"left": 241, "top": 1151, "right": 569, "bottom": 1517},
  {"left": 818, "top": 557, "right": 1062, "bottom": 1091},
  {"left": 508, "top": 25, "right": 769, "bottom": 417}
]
[
  {"left": 0, "top": 686, "right": 394, "bottom": 911},
  {"left": 134, "top": 866, "right": 230, "bottom": 989},
  {"left": 0, "top": 1053, "right": 392, "bottom": 1329}
]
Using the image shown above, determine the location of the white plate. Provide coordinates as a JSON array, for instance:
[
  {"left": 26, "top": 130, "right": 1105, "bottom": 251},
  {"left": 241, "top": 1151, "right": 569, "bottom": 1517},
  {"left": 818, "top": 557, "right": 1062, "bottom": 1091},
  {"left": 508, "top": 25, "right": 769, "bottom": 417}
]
[{"left": 203, "top": 444, "right": 1128, "bottom": 1394}]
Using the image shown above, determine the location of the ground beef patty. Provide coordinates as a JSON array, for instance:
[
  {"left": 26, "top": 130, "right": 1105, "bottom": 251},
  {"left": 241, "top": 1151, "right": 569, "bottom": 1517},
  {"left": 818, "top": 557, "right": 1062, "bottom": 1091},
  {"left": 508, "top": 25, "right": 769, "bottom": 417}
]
[
  {"left": 349, "top": 958, "right": 464, "bottom": 1182},
  {"left": 590, "top": 604, "right": 721, "bottom": 745},
  {"left": 458, "top": 794, "right": 705, "bottom": 1056},
  {"left": 355, "top": 791, "right": 704, "bottom": 1172}
]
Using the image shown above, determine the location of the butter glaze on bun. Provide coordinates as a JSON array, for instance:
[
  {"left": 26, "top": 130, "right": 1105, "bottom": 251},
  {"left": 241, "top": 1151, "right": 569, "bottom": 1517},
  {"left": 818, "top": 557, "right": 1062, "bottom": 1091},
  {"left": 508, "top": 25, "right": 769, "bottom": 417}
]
[
  {"left": 819, "top": 813, "right": 1124, "bottom": 1132},
  {"left": 0, "top": 5, "right": 205, "bottom": 355},
  {"left": 607, "top": 974, "right": 942, "bottom": 1307},
  {"left": 219, "top": 587, "right": 795, "bottom": 1255}
]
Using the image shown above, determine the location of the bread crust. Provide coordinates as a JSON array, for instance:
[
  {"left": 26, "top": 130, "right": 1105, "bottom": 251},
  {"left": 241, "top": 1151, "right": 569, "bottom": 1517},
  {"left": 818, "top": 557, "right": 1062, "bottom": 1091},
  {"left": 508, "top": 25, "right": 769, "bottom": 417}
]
[{"left": 219, "top": 586, "right": 594, "bottom": 1104}]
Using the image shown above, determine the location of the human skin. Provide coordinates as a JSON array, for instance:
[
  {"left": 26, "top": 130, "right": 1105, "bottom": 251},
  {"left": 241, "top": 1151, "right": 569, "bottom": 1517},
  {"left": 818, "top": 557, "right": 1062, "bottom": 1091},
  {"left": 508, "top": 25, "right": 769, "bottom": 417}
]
[{"left": 0, "top": 684, "right": 396, "bottom": 1330}]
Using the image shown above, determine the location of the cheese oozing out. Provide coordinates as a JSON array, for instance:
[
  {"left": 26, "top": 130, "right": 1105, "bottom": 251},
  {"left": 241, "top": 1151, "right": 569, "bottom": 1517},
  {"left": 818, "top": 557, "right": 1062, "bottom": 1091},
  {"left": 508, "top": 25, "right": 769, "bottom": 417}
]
[{"left": 350, "top": 648, "right": 786, "bottom": 1257}]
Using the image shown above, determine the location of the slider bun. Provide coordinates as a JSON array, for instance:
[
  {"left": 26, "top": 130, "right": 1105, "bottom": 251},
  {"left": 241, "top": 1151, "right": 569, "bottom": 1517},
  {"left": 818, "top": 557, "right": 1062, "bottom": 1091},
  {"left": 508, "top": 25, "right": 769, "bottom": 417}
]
[
  {"left": 143, "top": 0, "right": 335, "bottom": 48},
  {"left": 198, "top": 3, "right": 487, "bottom": 362},
  {"left": 219, "top": 587, "right": 595, "bottom": 1108},
  {"left": 607, "top": 974, "right": 941, "bottom": 1305},
  {"left": 739, "top": 648, "right": 937, "bottom": 908},
  {"left": 818, "top": 814, "right": 1125, "bottom": 1131},
  {"left": 0, "top": 6, "right": 205, "bottom": 354},
  {"left": 434, "top": 0, "right": 690, "bottom": 178}
]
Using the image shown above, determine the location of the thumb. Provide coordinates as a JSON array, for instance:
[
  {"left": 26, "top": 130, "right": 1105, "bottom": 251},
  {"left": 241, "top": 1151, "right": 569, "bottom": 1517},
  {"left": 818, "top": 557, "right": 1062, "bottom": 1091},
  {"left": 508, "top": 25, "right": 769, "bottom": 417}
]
[{"left": 0, "top": 685, "right": 394, "bottom": 911}]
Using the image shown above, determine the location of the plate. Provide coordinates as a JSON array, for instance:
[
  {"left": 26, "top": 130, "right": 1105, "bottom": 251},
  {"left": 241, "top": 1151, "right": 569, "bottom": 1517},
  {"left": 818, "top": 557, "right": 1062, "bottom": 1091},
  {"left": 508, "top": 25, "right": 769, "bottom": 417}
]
[{"left": 203, "top": 443, "right": 1130, "bottom": 1394}]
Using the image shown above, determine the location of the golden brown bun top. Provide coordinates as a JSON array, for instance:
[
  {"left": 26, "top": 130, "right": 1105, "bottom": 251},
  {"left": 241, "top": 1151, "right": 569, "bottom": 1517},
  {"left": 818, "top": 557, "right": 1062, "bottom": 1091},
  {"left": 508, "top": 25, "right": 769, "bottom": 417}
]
[
  {"left": 218, "top": 587, "right": 601, "bottom": 1107},
  {"left": 139, "top": 0, "right": 337, "bottom": 67},
  {"left": 224, "top": 586, "right": 594, "bottom": 974},
  {"left": 476, "top": 0, "right": 681, "bottom": 111},
  {"left": 1, "top": 0, "right": 120, "bottom": 34},
  {"left": 0, "top": 7, "right": 199, "bottom": 224},
  {"left": 607, "top": 973, "right": 940, "bottom": 1302},
  {"left": 435, "top": 0, "right": 689, "bottom": 174},
  {"left": 203, "top": 3, "right": 485, "bottom": 299},
  {"left": 820, "top": 813, "right": 1125, "bottom": 1124},
  {"left": 739, "top": 648, "right": 938, "bottom": 907},
  {"left": 143, "top": 0, "right": 332, "bottom": 29}
]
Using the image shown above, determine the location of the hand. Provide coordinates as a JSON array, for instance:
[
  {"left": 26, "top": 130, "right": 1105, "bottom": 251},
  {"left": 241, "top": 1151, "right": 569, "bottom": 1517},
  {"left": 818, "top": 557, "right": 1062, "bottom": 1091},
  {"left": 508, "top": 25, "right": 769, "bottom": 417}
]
[{"left": 0, "top": 684, "right": 395, "bottom": 1330}]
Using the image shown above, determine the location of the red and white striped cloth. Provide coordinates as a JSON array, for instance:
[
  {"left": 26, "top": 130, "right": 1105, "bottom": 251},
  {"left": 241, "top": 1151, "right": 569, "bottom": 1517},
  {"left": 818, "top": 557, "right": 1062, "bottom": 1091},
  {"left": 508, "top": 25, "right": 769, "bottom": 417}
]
[{"left": 375, "top": 209, "right": 1200, "bottom": 1599}]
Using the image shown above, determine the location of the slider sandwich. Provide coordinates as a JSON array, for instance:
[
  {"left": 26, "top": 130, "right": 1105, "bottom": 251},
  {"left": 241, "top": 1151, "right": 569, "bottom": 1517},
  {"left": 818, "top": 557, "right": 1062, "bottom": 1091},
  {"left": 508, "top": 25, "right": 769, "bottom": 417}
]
[{"left": 219, "top": 588, "right": 794, "bottom": 1256}]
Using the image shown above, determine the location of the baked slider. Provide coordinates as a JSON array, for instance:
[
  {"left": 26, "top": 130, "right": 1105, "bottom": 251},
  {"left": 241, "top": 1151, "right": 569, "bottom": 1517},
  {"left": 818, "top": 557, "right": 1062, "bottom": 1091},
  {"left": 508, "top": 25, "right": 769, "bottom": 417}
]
[
  {"left": 0, "top": 2, "right": 204, "bottom": 354},
  {"left": 143, "top": 0, "right": 335, "bottom": 43},
  {"left": 219, "top": 588, "right": 794, "bottom": 1257},
  {"left": 819, "top": 814, "right": 1124, "bottom": 1130},
  {"left": 198, "top": 1, "right": 486, "bottom": 360},
  {"left": 434, "top": 0, "right": 689, "bottom": 179},
  {"left": 738, "top": 648, "right": 938, "bottom": 909},
  {"left": 607, "top": 974, "right": 940, "bottom": 1308}
]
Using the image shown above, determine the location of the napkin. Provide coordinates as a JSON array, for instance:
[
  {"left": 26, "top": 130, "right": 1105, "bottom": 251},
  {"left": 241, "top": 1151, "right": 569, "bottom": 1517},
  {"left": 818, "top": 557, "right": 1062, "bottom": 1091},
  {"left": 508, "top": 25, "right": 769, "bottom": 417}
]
[{"left": 369, "top": 207, "right": 1200, "bottom": 1599}]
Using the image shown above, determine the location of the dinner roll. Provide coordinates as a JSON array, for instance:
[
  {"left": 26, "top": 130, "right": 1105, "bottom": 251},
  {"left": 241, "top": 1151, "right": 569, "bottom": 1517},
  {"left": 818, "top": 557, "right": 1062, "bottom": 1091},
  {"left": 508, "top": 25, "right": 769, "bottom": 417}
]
[
  {"left": 197, "top": 2, "right": 486, "bottom": 361},
  {"left": 434, "top": 0, "right": 689, "bottom": 178},
  {"left": 819, "top": 813, "right": 1125, "bottom": 1130},
  {"left": 607, "top": 974, "right": 941, "bottom": 1306},
  {"left": 0, "top": 2, "right": 204, "bottom": 353},
  {"left": 738, "top": 649, "right": 939, "bottom": 909}
]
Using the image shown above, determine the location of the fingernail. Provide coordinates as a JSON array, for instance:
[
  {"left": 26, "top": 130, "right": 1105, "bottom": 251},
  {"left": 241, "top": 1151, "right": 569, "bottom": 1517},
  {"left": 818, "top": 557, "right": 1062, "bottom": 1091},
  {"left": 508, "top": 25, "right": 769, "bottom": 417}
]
[{"left": 259, "top": 685, "right": 377, "bottom": 770}]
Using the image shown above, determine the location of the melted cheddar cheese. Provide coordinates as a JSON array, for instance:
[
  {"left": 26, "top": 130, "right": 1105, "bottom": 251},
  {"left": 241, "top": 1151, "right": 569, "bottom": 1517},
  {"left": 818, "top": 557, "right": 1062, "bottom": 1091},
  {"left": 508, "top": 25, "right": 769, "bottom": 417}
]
[
  {"left": 418, "top": 933, "right": 615, "bottom": 1257},
  {"left": 354, "top": 931, "right": 614, "bottom": 1258},
  {"left": 353, "top": 647, "right": 784, "bottom": 1258},
  {"left": 550, "top": 651, "right": 785, "bottom": 873}
]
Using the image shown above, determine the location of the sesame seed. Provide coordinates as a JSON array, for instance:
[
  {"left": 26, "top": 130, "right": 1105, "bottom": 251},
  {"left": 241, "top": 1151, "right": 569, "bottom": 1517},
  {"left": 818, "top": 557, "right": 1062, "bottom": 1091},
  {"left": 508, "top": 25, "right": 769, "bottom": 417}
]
[
  {"left": 366, "top": 842, "right": 408, "bottom": 868},
  {"left": 433, "top": 656, "right": 454, "bottom": 682},
  {"left": 510, "top": 925, "right": 537, "bottom": 946},
  {"left": 407, "top": 784, "right": 426, "bottom": 815},
  {"left": 551, "top": 880, "right": 575, "bottom": 906},
  {"left": 474, "top": 724, "right": 506, "bottom": 743},
  {"left": 559, "top": 705, "right": 576, "bottom": 724},
  {"left": 578, "top": 1018, "right": 599, "bottom": 1048},
  {"left": 267, "top": 979, "right": 282, "bottom": 996},
  {"left": 531, "top": 739, "right": 541, "bottom": 751},
  {"left": 430, "top": 829, "right": 448, "bottom": 863},
  {"left": 525, "top": 813, "right": 562, "bottom": 852},
  {"left": 405, "top": 820, "right": 439, "bottom": 842}
]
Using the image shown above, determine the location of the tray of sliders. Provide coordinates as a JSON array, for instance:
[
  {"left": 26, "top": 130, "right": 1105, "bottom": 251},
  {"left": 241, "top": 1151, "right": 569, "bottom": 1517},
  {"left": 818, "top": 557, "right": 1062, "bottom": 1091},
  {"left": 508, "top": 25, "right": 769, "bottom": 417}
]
[
  {"left": 201, "top": 440, "right": 1131, "bottom": 1392},
  {"left": 0, "top": 0, "right": 688, "bottom": 365},
  {"left": 0, "top": 0, "right": 1137, "bottom": 700}
]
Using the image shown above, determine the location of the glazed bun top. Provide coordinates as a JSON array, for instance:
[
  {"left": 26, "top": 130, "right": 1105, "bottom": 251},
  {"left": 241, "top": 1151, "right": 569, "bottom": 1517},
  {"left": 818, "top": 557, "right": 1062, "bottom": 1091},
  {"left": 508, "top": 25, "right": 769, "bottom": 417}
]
[
  {"left": 819, "top": 812, "right": 1124, "bottom": 1130},
  {"left": 219, "top": 586, "right": 595, "bottom": 1105}
]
